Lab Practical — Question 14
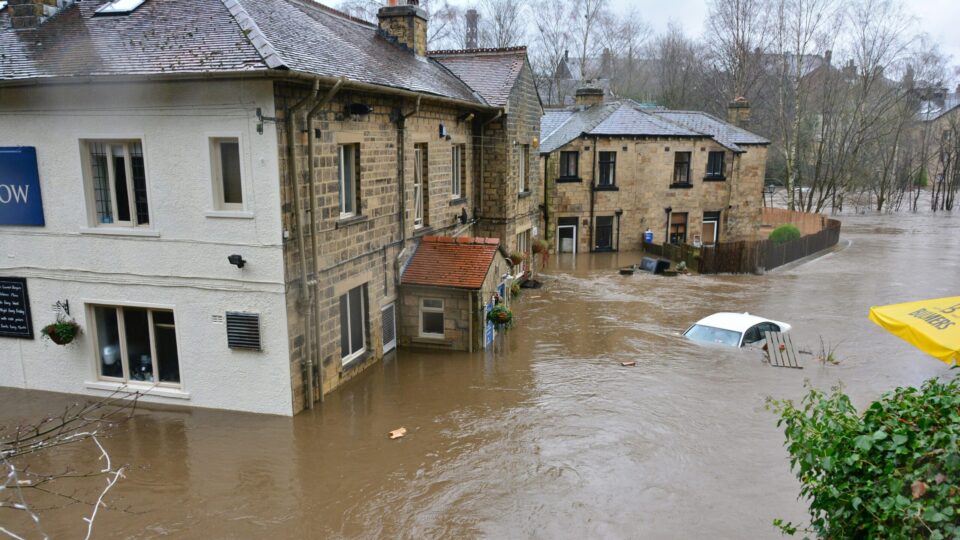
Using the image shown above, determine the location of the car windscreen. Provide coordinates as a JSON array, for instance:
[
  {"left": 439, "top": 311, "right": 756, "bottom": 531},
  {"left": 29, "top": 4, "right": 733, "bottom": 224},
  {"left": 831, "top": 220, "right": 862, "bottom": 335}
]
[{"left": 683, "top": 324, "right": 742, "bottom": 347}]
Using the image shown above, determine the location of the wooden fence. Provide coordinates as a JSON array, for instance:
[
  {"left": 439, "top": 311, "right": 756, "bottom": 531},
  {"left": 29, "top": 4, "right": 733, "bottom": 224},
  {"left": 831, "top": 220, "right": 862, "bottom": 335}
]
[{"left": 646, "top": 218, "right": 841, "bottom": 274}]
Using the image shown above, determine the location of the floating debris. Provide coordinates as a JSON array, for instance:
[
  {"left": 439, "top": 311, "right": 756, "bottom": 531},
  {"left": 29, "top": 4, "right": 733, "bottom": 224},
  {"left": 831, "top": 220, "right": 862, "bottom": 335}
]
[{"left": 388, "top": 427, "right": 407, "bottom": 440}]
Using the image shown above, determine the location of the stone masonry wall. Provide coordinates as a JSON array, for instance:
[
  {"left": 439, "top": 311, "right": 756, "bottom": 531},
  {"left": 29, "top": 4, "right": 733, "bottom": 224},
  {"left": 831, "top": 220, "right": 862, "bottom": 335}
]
[
  {"left": 476, "top": 61, "right": 542, "bottom": 261},
  {"left": 275, "top": 81, "right": 483, "bottom": 413},
  {"left": 543, "top": 136, "right": 768, "bottom": 253}
]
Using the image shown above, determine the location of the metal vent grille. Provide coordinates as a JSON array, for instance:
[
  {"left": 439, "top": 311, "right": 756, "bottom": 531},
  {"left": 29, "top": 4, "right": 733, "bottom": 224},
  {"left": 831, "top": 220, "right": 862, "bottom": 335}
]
[
  {"left": 226, "top": 312, "right": 261, "bottom": 351},
  {"left": 382, "top": 303, "right": 397, "bottom": 353}
]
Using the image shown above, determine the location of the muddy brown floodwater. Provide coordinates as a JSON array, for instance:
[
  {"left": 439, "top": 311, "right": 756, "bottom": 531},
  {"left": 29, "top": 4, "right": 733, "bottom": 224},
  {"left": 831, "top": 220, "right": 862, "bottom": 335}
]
[{"left": 2, "top": 211, "right": 959, "bottom": 539}]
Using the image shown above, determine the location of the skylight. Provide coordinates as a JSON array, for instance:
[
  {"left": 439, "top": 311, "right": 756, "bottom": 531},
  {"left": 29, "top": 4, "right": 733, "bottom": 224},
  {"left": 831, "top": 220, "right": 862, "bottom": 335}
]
[{"left": 94, "top": 0, "right": 147, "bottom": 16}]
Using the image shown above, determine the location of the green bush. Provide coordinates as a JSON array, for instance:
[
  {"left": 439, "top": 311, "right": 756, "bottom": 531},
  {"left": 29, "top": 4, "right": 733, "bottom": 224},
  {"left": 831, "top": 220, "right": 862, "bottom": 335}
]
[
  {"left": 769, "top": 376, "right": 960, "bottom": 538},
  {"left": 769, "top": 224, "right": 801, "bottom": 245}
]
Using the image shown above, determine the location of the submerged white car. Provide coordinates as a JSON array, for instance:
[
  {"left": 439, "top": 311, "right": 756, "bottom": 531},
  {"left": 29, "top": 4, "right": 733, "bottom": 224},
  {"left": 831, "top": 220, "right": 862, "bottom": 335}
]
[{"left": 683, "top": 312, "right": 792, "bottom": 348}]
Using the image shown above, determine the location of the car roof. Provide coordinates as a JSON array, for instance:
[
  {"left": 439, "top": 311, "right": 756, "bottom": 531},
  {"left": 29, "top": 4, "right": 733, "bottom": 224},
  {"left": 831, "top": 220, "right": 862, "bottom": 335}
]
[{"left": 693, "top": 312, "right": 781, "bottom": 333}]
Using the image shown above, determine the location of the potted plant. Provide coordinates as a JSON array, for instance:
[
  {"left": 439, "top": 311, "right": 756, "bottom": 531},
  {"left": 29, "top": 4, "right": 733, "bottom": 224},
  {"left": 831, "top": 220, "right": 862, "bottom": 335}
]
[
  {"left": 41, "top": 317, "right": 82, "bottom": 345},
  {"left": 532, "top": 239, "right": 548, "bottom": 255},
  {"left": 510, "top": 280, "right": 522, "bottom": 298},
  {"left": 487, "top": 305, "right": 514, "bottom": 331},
  {"left": 508, "top": 251, "right": 527, "bottom": 266}
]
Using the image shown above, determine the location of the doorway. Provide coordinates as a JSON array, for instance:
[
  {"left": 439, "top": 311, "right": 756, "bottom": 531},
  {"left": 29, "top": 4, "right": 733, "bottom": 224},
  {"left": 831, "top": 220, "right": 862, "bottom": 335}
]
[{"left": 557, "top": 217, "right": 578, "bottom": 254}]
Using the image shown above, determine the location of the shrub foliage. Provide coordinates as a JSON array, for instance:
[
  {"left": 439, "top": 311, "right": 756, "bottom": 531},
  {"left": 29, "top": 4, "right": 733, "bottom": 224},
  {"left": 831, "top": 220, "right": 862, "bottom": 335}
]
[
  {"left": 771, "top": 377, "right": 960, "bottom": 538},
  {"left": 769, "top": 224, "right": 802, "bottom": 245}
]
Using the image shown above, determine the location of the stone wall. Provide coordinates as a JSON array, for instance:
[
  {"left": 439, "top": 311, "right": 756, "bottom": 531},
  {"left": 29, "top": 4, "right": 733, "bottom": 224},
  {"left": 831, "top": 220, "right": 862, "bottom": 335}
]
[
  {"left": 274, "top": 81, "right": 484, "bottom": 412},
  {"left": 476, "top": 60, "right": 543, "bottom": 260},
  {"left": 543, "top": 136, "right": 767, "bottom": 252}
]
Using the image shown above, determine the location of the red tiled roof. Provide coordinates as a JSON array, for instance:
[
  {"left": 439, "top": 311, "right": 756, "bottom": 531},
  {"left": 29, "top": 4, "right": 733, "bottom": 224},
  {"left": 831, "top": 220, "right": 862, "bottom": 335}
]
[{"left": 401, "top": 236, "right": 501, "bottom": 290}]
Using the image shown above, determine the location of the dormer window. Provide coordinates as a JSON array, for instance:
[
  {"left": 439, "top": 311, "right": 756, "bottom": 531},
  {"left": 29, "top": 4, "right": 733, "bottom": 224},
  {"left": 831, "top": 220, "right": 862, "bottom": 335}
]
[{"left": 94, "top": 0, "right": 147, "bottom": 16}]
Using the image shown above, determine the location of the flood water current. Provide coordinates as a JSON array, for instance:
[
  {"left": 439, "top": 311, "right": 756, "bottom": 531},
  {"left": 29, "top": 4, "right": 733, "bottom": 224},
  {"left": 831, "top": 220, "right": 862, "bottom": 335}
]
[{"left": 2, "top": 211, "right": 959, "bottom": 539}]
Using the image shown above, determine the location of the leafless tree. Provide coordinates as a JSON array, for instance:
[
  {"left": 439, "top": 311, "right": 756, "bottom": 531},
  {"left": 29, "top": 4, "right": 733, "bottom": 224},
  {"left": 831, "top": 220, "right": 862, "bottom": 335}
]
[
  {"left": 1, "top": 391, "right": 141, "bottom": 540},
  {"left": 705, "top": 0, "right": 772, "bottom": 102},
  {"left": 645, "top": 24, "right": 711, "bottom": 110},
  {"left": 569, "top": 0, "right": 608, "bottom": 82},
  {"left": 478, "top": 0, "right": 528, "bottom": 48}
]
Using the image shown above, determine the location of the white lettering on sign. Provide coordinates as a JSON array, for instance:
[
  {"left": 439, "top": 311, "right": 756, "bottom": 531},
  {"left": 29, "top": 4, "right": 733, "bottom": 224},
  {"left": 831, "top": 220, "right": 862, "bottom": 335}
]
[{"left": 0, "top": 184, "right": 29, "bottom": 204}]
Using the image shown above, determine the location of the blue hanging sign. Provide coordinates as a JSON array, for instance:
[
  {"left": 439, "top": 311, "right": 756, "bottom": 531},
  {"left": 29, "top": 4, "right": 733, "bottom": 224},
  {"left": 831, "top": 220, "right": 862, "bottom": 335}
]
[{"left": 0, "top": 147, "right": 45, "bottom": 226}]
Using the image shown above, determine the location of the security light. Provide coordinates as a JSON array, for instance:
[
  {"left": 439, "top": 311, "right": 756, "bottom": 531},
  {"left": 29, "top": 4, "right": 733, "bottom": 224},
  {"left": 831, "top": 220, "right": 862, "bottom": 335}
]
[{"left": 228, "top": 254, "right": 246, "bottom": 269}]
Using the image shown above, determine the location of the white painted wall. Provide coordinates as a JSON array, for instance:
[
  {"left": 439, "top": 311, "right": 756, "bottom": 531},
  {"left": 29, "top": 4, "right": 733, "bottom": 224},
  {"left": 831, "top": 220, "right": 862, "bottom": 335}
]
[{"left": 0, "top": 79, "right": 293, "bottom": 415}]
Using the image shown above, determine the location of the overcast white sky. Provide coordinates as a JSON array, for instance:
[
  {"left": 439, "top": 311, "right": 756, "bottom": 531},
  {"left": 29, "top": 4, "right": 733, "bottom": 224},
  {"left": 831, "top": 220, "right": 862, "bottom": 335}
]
[{"left": 444, "top": 0, "right": 960, "bottom": 84}]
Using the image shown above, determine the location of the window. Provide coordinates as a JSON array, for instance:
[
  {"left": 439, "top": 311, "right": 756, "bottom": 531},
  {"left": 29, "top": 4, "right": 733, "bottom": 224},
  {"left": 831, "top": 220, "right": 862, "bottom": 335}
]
[
  {"left": 560, "top": 151, "right": 579, "bottom": 179},
  {"left": 598, "top": 152, "right": 616, "bottom": 187},
  {"left": 451, "top": 145, "right": 464, "bottom": 198},
  {"left": 94, "top": 0, "right": 147, "bottom": 16},
  {"left": 702, "top": 211, "right": 721, "bottom": 247},
  {"left": 86, "top": 140, "right": 149, "bottom": 226},
  {"left": 414, "top": 144, "right": 428, "bottom": 228},
  {"left": 92, "top": 305, "right": 180, "bottom": 385},
  {"left": 516, "top": 229, "right": 530, "bottom": 274},
  {"left": 673, "top": 152, "right": 692, "bottom": 185},
  {"left": 338, "top": 143, "right": 360, "bottom": 218},
  {"left": 519, "top": 144, "right": 529, "bottom": 193},
  {"left": 595, "top": 216, "right": 613, "bottom": 250},
  {"left": 211, "top": 138, "right": 243, "bottom": 210},
  {"left": 706, "top": 151, "right": 725, "bottom": 179},
  {"left": 420, "top": 298, "right": 445, "bottom": 338},
  {"left": 669, "top": 212, "right": 688, "bottom": 245},
  {"left": 339, "top": 285, "right": 367, "bottom": 365}
]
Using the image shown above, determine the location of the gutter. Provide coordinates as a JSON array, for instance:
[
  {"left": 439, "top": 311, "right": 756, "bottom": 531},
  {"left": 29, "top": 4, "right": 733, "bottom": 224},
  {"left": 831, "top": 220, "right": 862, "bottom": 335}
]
[{"left": 288, "top": 78, "right": 320, "bottom": 409}]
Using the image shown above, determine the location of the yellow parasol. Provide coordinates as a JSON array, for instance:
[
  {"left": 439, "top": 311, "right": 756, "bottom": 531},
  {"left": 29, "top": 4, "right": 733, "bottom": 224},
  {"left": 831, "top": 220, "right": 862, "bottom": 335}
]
[{"left": 869, "top": 296, "right": 960, "bottom": 365}]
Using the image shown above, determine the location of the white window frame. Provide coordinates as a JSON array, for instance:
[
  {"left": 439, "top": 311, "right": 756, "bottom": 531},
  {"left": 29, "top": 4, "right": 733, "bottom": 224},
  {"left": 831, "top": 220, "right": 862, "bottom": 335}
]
[
  {"left": 87, "top": 303, "right": 182, "bottom": 389},
  {"left": 338, "top": 143, "right": 359, "bottom": 218},
  {"left": 414, "top": 146, "right": 425, "bottom": 228},
  {"left": 340, "top": 285, "right": 368, "bottom": 365},
  {"left": 82, "top": 139, "right": 150, "bottom": 228},
  {"left": 518, "top": 144, "right": 529, "bottom": 193},
  {"left": 516, "top": 229, "right": 530, "bottom": 275},
  {"left": 451, "top": 145, "right": 462, "bottom": 199},
  {"left": 419, "top": 298, "right": 445, "bottom": 338},
  {"left": 210, "top": 137, "right": 245, "bottom": 211}
]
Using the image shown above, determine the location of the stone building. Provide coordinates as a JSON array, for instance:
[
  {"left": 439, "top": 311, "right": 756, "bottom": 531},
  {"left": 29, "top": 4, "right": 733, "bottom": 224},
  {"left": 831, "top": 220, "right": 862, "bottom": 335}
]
[
  {"left": 539, "top": 91, "right": 768, "bottom": 253},
  {"left": 0, "top": 0, "right": 539, "bottom": 414}
]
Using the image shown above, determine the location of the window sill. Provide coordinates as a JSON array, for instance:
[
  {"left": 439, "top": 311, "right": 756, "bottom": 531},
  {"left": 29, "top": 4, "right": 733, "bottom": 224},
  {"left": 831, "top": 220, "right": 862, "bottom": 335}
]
[
  {"left": 79, "top": 227, "right": 160, "bottom": 238},
  {"left": 593, "top": 185, "right": 619, "bottom": 192},
  {"left": 205, "top": 210, "right": 255, "bottom": 219},
  {"left": 518, "top": 191, "right": 532, "bottom": 199},
  {"left": 703, "top": 176, "right": 727, "bottom": 182},
  {"left": 449, "top": 197, "right": 468, "bottom": 206},
  {"left": 556, "top": 177, "right": 582, "bottom": 183},
  {"left": 335, "top": 215, "right": 369, "bottom": 229},
  {"left": 85, "top": 380, "right": 191, "bottom": 400},
  {"left": 669, "top": 183, "right": 694, "bottom": 189},
  {"left": 340, "top": 350, "right": 371, "bottom": 373},
  {"left": 411, "top": 336, "right": 454, "bottom": 347}
]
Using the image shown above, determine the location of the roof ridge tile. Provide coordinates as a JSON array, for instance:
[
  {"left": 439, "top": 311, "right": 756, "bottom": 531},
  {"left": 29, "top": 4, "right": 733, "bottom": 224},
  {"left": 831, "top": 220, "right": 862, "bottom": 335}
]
[{"left": 223, "top": 0, "right": 286, "bottom": 69}]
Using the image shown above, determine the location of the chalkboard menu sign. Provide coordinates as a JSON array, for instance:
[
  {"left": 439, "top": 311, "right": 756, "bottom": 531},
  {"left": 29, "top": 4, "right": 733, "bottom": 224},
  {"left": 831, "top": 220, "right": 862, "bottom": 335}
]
[{"left": 0, "top": 277, "right": 34, "bottom": 339}]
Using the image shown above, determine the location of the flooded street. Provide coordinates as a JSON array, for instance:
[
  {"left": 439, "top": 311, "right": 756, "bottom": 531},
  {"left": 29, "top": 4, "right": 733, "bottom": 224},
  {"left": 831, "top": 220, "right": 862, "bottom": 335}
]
[{"left": 3, "top": 211, "right": 959, "bottom": 539}]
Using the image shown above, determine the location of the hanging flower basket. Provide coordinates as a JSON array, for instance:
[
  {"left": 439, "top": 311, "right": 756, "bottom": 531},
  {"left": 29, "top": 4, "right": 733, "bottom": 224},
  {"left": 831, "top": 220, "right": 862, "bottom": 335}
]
[
  {"left": 487, "top": 305, "right": 514, "bottom": 331},
  {"left": 532, "top": 239, "right": 549, "bottom": 255},
  {"left": 41, "top": 319, "right": 82, "bottom": 345},
  {"left": 508, "top": 252, "right": 527, "bottom": 266}
]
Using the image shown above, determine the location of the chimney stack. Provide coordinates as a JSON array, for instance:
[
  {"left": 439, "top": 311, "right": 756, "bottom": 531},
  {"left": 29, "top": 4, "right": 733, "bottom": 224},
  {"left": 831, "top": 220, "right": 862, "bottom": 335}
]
[
  {"left": 377, "top": 0, "right": 428, "bottom": 57},
  {"left": 575, "top": 87, "right": 604, "bottom": 107},
  {"left": 9, "top": 0, "right": 71, "bottom": 30},
  {"left": 465, "top": 9, "right": 479, "bottom": 49},
  {"left": 727, "top": 96, "right": 751, "bottom": 128}
]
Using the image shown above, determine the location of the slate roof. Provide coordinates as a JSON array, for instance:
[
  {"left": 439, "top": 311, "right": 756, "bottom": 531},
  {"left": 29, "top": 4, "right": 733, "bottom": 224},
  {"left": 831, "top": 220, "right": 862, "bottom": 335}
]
[
  {"left": 540, "top": 100, "right": 769, "bottom": 154},
  {"left": 650, "top": 110, "right": 770, "bottom": 150},
  {"left": 917, "top": 93, "right": 960, "bottom": 122},
  {"left": 401, "top": 236, "right": 501, "bottom": 290},
  {"left": 0, "top": 0, "right": 484, "bottom": 104},
  {"left": 428, "top": 47, "right": 527, "bottom": 107}
]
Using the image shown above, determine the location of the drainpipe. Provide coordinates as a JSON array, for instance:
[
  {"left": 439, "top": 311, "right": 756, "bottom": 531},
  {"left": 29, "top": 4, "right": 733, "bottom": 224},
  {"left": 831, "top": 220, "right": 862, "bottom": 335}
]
[
  {"left": 479, "top": 110, "right": 503, "bottom": 221},
  {"left": 589, "top": 135, "right": 598, "bottom": 252},
  {"left": 468, "top": 291, "right": 473, "bottom": 353},
  {"left": 288, "top": 79, "right": 319, "bottom": 409},
  {"left": 542, "top": 153, "right": 550, "bottom": 246},
  {"left": 306, "top": 77, "right": 344, "bottom": 405}
]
